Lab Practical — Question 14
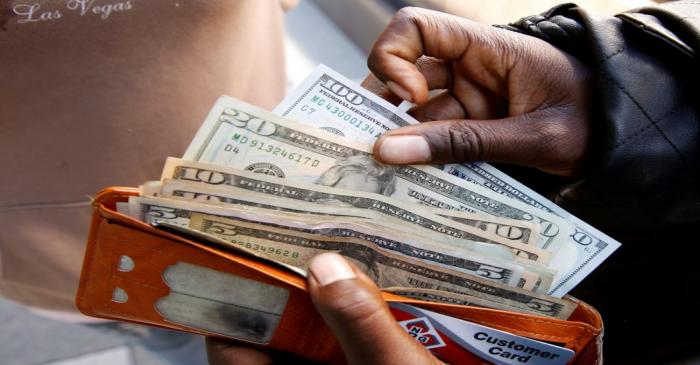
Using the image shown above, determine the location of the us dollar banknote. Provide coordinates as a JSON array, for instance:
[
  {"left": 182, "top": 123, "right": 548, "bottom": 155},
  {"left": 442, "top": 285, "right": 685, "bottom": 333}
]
[
  {"left": 182, "top": 97, "right": 570, "bottom": 256},
  {"left": 274, "top": 65, "right": 621, "bottom": 297},
  {"left": 162, "top": 158, "right": 553, "bottom": 264},
  {"left": 150, "top": 179, "right": 553, "bottom": 291},
  {"left": 147, "top": 179, "right": 526, "bottom": 265},
  {"left": 129, "top": 196, "right": 573, "bottom": 319},
  {"left": 428, "top": 208, "right": 540, "bottom": 248},
  {"left": 155, "top": 177, "right": 541, "bottom": 257},
  {"left": 382, "top": 287, "right": 561, "bottom": 317},
  {"left": 274, "top": 64, "right": 416, "bottom": 141},
  {"left": 443, "top": 163, "right": 621, "bottom": 296},
  {"left": 186, "top": 214, "right": 574, "bottom": 319},
  {"left": 153, "top": 179, "right": 521, "bottom": 258}
]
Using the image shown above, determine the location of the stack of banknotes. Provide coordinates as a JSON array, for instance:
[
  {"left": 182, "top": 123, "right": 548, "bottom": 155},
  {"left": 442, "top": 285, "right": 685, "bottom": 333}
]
[{"left": 119, "top": 65, "right": 620, "bottom": 320}]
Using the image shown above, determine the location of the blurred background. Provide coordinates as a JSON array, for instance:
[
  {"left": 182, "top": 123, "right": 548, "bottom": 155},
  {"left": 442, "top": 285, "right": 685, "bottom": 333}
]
[{"left": 0, "top": 0, "right": 655, "bottom": 364}]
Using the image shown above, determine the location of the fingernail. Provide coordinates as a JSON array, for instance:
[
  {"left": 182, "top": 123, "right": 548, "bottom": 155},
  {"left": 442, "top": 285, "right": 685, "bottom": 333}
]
[
  {"left": 309, "top": 253, "right": 356, "bottom": 287},
  {"left": 379, "top": 135, "right": 432, "bottom": 163},
  {"left": 386, "top": 81, "right": 413, "bottom": 103}
]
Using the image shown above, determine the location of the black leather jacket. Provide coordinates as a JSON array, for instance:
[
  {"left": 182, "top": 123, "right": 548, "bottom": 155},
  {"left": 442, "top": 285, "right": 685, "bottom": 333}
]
[
  {"left": 505, "top": 2, "right": 699, "bottom": 232},
  {"left": 503, "top": 3, "right": 700, "bottom": 364}
]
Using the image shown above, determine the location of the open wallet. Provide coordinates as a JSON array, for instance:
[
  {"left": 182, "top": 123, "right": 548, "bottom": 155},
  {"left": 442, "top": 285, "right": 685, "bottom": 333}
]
[{"left": 76, "top": 187, "right": 604, "bottom": 365}]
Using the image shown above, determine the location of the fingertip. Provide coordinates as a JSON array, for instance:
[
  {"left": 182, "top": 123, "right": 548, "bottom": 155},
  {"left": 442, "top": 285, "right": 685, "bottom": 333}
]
[
  {"left": 376, "top": 134, "right": 432, "bottom": 164},
  {"left": 367, "top": 48, "right": 429, "bottom": 105},
  {"left": 362, "top": 73, "right": 404, "bottom": 106},
  {"left": 410, "top": 76, "right": 430, "bottom": 105},
  {"left": 386, "top": 76, "right": 429, "bottom": 105},
  {"left": 372, "top": 132, "right": 392, "bottom": 162},
  {"left": 386, "top": 81, "right": 414, "bottom": 103},
  {"left": 308, "top": 253, "right": 357, "bottom": 288},
  {"left": 205, "top": 338, "right": 274, "bottom": 365}
]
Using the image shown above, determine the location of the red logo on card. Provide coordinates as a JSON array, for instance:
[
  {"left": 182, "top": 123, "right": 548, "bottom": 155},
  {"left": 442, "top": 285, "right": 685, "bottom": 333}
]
[{"left": 399, "top": 317, "right": 446, "bottom": 349}]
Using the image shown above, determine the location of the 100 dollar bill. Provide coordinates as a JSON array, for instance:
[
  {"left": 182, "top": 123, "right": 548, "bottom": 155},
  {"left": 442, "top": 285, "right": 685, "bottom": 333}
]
[
  {"left": 274, "top": 65, "right": 621, "bottom": 297},
  {"left": 274, "top": 64, "right": 416, "bottom": 141}
]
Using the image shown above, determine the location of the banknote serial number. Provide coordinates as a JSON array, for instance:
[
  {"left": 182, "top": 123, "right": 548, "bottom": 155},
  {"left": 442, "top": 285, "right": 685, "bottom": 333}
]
[
  {"left": 301, "top": 94, "right": 379, "bottom": 137},
  {"left": 229, "top": 238, "right": 301, "bottom": 259},
  {"left": 227, "top": 134, "right": 321, "bottom": 167}
]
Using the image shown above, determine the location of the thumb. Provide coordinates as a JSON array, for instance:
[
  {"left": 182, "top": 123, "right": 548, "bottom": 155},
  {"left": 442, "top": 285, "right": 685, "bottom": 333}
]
[
  {"left": 205, "top": 338, "right": 273, "bottom": 365},
  {"left": 307, "top": 253, "right": 441, "bottom": 365},
  {"left": 373, "top": 110, "right": 586, "bottom": 176}
]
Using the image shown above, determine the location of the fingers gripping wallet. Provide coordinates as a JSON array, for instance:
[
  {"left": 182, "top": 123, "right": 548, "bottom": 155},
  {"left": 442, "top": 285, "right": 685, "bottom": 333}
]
[{"left": 77, "top": 187, "right": 604, "bottom": 365}]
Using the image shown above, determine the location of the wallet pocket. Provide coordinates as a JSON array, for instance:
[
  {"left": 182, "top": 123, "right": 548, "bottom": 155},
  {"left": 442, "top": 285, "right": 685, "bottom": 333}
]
[{"left": 77, "top": 187, "right": 603, "bottom": 365}]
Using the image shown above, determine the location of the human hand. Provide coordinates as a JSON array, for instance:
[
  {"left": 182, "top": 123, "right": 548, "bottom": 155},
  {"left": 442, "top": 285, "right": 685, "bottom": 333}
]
[
  {"left": 365, "top": 7, "right": 593, "bottom": 177},
  {"left": 206, "top": 253, "right": 443, "bottom": 365}
]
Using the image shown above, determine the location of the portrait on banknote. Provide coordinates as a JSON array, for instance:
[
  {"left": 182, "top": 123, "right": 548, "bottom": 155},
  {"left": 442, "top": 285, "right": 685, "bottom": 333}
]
[{"left": 316, "top": 154, "right": 397, "bottom": 196}]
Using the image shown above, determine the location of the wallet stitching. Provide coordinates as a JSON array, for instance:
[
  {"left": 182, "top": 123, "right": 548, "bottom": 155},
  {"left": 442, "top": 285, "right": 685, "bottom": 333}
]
[
  {"left": 78, "top": 219, "right": 110, "bottom": 311},
  {"left": 297, "top": 313, "right": 322, "bottom": 357},
  {"left": 470, "top": 313, "right": 596, "bottom": 341},
  {"left": 467, "top": 311, "right": 594, "bottom": 331}
]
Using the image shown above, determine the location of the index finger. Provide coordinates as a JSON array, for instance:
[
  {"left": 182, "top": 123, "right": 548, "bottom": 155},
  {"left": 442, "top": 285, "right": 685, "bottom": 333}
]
[
  {"left": 205, "top": 338, "right": 273, "bottom": 365},
  {"left": 367, "top": 7, "right": 474, "bottom": 104},
  {"left": 361, "top": 72, "right": 403, "bottom": 106}
]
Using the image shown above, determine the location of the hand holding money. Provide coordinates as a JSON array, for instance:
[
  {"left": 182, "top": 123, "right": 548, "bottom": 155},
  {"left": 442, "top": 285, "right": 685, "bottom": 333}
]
[
  {"left": 365, "top": 7, "right": 593, "bottom": 177},
  {"left": 123, "top": 21, "right": 618, "bottom": 321},
  {"left": 119, "top": 42, "right": 612, "bottom": 365},
  {"left": 207, "top": 253, "right": 444, "bottom": 365},
  {"left": 127, "top": 89, "right": 609, "bottom": 319}
]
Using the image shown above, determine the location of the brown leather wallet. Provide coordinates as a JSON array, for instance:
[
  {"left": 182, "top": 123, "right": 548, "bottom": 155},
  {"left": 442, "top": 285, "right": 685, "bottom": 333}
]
[{"left": 76, "top": 187, "right": 604, "bottom": 365}]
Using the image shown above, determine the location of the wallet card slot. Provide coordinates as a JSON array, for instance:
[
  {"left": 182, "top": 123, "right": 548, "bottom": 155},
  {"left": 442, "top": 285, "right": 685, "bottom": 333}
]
[{"left": 155, "top": 262, "right": 289, "bottom": 344}]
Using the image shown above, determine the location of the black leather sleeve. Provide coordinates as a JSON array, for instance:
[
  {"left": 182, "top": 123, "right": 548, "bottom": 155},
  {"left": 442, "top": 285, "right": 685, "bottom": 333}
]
[
  {"left": 502, "top": 2, "right": 700, "bottom": 233},
  {"left": 501, "top": 4, "right": 700, "bottom": 363}
]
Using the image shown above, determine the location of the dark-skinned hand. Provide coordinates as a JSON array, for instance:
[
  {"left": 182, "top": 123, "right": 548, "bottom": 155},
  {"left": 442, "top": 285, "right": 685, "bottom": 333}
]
[
  {"left": 206, "top": 253, "right": 444, "bottom": 365},
  {"left": 365, "top": 7, "right": 593, "bottom": 177},
  {"left": 207, "top": 6, "right": 595, "bottom": 364}
]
